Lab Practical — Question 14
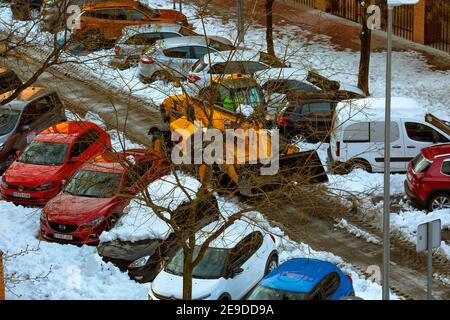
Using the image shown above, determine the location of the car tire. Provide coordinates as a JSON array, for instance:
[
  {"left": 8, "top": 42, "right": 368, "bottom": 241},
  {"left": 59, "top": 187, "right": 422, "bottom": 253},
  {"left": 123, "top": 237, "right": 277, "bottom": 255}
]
[
  {"left": 29, "top": 7, "right": 40, "bottom": 20},
  {"left": 427, "top": 193, "right": 450, "bottom": 211},
  {"left": 347, "top": 159, "right": 371, "bottom": 173},
  {"left": 264, "top": 252, "right": 278, "bottom": 276},
  {"left": 5, "top": 152, "right": 17, "bottom": 167},
  {"left": 218, "top": 293, "right": 231, "bottom": 301}
]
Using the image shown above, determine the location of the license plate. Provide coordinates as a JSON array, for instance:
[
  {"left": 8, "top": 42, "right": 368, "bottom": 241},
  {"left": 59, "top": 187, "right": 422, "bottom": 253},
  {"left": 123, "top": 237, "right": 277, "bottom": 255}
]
[
  {"left": 12, "top": 192, "right": 31, "bottom": 198},
  {"left": 53, "top": 233, "right": 73, "bottom": 241}
]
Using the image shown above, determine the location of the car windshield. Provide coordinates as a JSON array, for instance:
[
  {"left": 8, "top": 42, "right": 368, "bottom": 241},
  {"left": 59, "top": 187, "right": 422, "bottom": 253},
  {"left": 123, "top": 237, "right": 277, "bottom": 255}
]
[
  {"left": 207, "top": 39, "right": 235, "bottom": 52},
  {"left": 165, "top": 246, "right": 229, "bottom": 279},
  {"left": 64, "top": 169, "right": 122, "bottom": 198},
  {"left": 247, "top": 285, "right": 309, "bottom": 300},
  {"left": 138, "top": 2, "right": 160, "bottom": 18},
  {"left": 0, "top": 107, "right": 20, "bottom": 136},
  {"left": 211, "top": 61, "right": 269, "bottom": 74},
  {"left": 412, "top": 154, "right": 431, "bottom": 173},
  {"left": 426, "top": 113, "right": 450, "bottom": 136},
  {"left": 18, "top": 141, "right": 69, "bottom": 166}
]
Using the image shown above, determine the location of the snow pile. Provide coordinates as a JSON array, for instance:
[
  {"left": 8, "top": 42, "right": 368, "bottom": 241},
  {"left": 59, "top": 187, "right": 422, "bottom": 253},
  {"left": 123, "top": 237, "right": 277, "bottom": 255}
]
[{"left": 335, "top": 218, "right": 381, "bottom": 245}]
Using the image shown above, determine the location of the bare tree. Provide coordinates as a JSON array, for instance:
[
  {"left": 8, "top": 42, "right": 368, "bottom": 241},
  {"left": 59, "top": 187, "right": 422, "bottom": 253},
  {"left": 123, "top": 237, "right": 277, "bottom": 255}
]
[
  {"left": 357, "top": 0, "right": 372, "bottom": 96},
  {"left": 265, "top": 0, "right": 276, "bottom": 57}
]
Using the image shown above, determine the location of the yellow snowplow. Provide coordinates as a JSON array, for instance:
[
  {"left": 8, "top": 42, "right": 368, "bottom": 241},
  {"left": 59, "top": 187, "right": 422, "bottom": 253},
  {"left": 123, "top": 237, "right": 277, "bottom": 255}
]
[{"left": 153, "top": 75, "right": 328, "bottom": 196}]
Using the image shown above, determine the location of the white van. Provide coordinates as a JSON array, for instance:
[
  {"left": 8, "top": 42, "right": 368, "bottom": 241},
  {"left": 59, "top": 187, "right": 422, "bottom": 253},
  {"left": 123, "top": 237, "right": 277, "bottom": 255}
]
[{"left": 328, "top": 97, "right": 450, "bottom": 173}]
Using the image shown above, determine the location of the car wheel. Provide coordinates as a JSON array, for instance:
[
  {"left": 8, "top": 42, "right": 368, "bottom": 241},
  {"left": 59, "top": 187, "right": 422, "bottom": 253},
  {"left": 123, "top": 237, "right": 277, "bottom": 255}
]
[
  {"left": 348, "top": 160, "right": 371, "bottom": 173},
  {"left": 5, "top": 153, "right": 17, "bottom": 167},
  {"left": 29, "top": 7, "right": 40, "bottom": 20},
  {"left": 218, "top": 294, "right": 230, "bottom": 301},
  {"left": 264, "top": 253, "right": 278, "bottom": 275},
  {"left": 428, "top": 193, "right": 450, "bottom": 211}
]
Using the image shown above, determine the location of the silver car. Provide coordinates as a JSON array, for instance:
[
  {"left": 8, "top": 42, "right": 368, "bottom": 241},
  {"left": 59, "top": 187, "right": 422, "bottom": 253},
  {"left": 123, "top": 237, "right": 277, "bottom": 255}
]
[
  {"left": 137, "top": 36, "right": 234, "bottom": 83},
  {"left": 110, "top": 24, "right": 193, "bottom": 69}
]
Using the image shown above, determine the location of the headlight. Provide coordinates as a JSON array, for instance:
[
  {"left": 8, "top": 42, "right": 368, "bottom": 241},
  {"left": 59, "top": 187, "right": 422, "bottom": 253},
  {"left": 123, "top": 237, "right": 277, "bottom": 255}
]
[
  {"left": 82, "top": 217, "right": 103, "bottom": 227},
  {"left": 40, "top": 212, "right": 48, "bottom": 224},
  {"left": 0, "top": 144, "right": 4, "bottom": 151},
  {"left": 0, "top": 179, "right": 8, "bottom": 188},
  {"left": 34, "top": 182, "right": 54, "bottom": 191},
  {"left": 129, "top": 256, "right": 150, "bottom": 269}
]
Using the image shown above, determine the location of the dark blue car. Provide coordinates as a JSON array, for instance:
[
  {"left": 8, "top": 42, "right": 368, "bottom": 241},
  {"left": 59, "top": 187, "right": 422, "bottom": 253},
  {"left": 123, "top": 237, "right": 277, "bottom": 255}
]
[{"left": 246, "top": 258, "right": 355, "bottom": 300}]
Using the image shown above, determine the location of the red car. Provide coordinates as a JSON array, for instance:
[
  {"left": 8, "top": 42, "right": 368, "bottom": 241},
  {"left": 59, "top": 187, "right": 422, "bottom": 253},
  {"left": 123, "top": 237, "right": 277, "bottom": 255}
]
[
  {"left": 405, "top": 143, "right": 450, "bottom": 211},
  {"left": 40, "top": 149, "right": 169, "bottom": 245},
  {"left": 0, "top": 121, "right": 111, "bottom": 205}
]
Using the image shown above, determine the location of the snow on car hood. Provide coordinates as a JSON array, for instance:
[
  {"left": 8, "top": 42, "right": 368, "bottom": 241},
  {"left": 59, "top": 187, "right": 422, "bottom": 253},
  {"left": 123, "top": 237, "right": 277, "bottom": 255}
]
[{"left": 151, "top": 269, "right": 221, "bottom": 300}]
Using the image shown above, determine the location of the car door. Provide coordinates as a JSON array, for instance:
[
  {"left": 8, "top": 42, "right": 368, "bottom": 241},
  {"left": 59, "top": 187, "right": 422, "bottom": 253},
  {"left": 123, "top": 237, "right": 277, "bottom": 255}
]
[
  {"left": 162, "top": 46, "right": 192, "bottom": 76},
  {"left": 320, "top": 272, "right": 342, "bottom": 300},
  {"left": 403, "top": 120, "right": 450, "bottom": 163},
  {"left": 225, "top": 232, "right": 266, "bottom": 299},
  {"left": 369, "top": 121, "right": 405, "bottom": 171}
]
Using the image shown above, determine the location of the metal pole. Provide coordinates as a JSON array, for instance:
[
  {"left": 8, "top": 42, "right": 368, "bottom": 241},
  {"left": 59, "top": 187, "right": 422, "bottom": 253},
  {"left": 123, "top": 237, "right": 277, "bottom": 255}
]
[
  {"left": 0, "top": 251, "right": 5, "bottom": 300},
  {"left": 173, "top": 0, "right": 176, "bottom": 10},
  {"left": 427, "top": 222, "right": 433, "bottom": 300},
  {"left": 179, "top": 0, "right": 182, "bottom": 13},
  {"left": 382, "top": 5, "right": 393, "bottom": 301},
  {"left": 237, "top": 0, "right": 244, "bottom": 43}
]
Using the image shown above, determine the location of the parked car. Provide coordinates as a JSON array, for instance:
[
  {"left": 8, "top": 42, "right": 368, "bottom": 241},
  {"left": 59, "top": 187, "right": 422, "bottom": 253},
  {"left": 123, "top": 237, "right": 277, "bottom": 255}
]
[
  {"left": 0, "top": 86, "right": 66, "bottom": 173},
  {"left": 328, "top": 97, "right": 450, "bottom": 173},
  {"left": 72, "top": 0, "right": 190, "bottom": 49},
  {"left": 98, "top": 191, "right": 220, "bottom": 282},
  {"left": 186, "top": 49, "right": 273, "bottom": 96},
  {"left": 10, "top": 0, "right": 43, "bottom": 20},
  {"left": 246, "top": 258, "right": 354, "bottom": 300},
  {"left": 138, "top": 36, "right": 235, "bottom": 83},
  {"left": 148, "top": 220, "right": 278, "bottom": 300},
  {"left": 0, "top": 121, "right": 110, "bottom": 205},
  {"left": 0, "top": 67, "right": 22, "bottom": 97},
  {"left": 110, "top": 24, "right": 193, "bottom": 69},
  {"left": 405, "top": 143, "right": 450, "bottom": 211},
  {"left": 40, "top": 148, "right": 169, "bottom": 244}
]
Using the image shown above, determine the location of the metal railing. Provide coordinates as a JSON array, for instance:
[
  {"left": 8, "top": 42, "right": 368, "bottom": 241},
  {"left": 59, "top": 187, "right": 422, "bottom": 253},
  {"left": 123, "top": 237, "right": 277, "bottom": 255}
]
[{"left": 425, "top": 0, "right": 450, "bottom": 53}]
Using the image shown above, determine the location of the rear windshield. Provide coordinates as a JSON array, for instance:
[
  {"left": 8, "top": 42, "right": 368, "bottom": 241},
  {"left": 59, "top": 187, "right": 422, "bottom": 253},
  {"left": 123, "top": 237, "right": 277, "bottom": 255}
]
[
  {"left": 0, "top": 108, "right": 20, "bottom": 136},
  {"left": 412, "top": 154, "right": 431, "bottom": 173}
]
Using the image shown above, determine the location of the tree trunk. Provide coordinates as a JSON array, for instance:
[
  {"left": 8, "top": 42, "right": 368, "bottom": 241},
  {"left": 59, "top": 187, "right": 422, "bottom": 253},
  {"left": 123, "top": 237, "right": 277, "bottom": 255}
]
[
  {"left": 265, "top": 0, "right": 275, "bottom": 57},
  {"left": 182, "top": 246, "right": 193, "bottom": 300},
  {"left": 357, "top": 1, "right": 372, "bottom": 96}
]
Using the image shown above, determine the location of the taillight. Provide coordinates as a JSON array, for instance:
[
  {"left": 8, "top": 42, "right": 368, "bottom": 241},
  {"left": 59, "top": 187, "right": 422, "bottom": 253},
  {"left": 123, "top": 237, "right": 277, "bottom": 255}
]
[
  {"left": 336, "top": 141, "right": 340, "bottom": 157},
  {"left": 140, "top": 57, "right": 154, "bottom": 65},
  {"left": 278, "top": 116, "right": 287, "bottom": 127},
  {"left": 188, "top": 74, "right": 201, "bottom": 84},
  {"left": 269, "top": 234, "right": 276, "bottom": 243},
  {"left": 346, "top": 274, "right": 353, "bottom": 283},
  {"left": 114, "top": 45, "right": 121, "bottom": 55}
]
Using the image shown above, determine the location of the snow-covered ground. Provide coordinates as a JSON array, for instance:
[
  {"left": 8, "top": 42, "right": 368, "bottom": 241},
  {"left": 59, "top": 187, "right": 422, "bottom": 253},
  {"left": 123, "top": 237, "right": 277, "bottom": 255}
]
[{"left": 1, "top": 0, "right": 448, "bottom": 299}]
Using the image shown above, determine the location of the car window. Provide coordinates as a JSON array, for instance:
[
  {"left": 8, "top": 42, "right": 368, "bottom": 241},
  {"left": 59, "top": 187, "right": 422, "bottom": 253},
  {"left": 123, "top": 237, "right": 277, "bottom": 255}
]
[
  {"left": 125, "top": 33, "right": 163, "bottom": 45},
  {"left": 343, "top": 122, "right": 370, "bottom": 143},
  {"left": 191, "top": 46, "right": 214, "bottom": 59},
  {"left": 120, "top": 9, "right": 145, "bottom": 21},
  {"left": 163, "top": 46, "right": 191, "bottom": 59},
  {"left": 209, "top": 61, "right": 268, "bottom": 74},
  {"left": 405, "top": 122, "right": 449, "bottom": 143},
  {"left": 442, "top": 160, "right": 450, "bottom": 175},
  {"left": 321, "top": 272, "right": 341, "bottom": 299},
  {"left": 162, "top": 32, "right": 182, "bottom": 40},
  {"left": 86, "top": 9, "right": 117, "bottom": 19},
  {"left": 228, "top": 232, "right": 264, "bottom": 268},
  {"left": 298, "top": 102, "right": 334, "bottom": 116},
  {"left": 20, "top": 103, "right": 43, "bottom": 126},
  {"left": 309, "top": 284, "right": 324, "bottom": 300},
  {"left": 70, "top": 129, "right": 100, "bottom": 158},
  {"left": 370, "top": 121, "right": 400, "bottom": 142}
]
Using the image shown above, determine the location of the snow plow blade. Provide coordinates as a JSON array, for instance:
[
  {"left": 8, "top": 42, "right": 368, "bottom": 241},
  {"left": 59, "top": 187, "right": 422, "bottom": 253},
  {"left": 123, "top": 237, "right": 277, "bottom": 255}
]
[{"left": 236, "top": 149, "right": 328, "bottom": 197}]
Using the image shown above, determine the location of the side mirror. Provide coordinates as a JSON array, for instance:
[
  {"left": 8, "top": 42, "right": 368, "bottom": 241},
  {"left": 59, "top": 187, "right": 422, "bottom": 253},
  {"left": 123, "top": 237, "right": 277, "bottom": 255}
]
[
  {"left": 15, "top": 150, "right": 22, "bottom": 158},
  {"left": 61, "top": 179, "right": 67, "bottom": 186},
  {"left": 230, "top": 267, "right": 243, "bottom": 278},
  {"left": 69, "top": 156, "right": 80, "bottom": 163}
]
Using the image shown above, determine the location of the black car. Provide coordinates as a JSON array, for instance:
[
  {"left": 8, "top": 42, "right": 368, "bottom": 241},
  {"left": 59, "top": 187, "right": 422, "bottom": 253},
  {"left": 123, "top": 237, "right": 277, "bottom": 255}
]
[
  {"left": 0, "top": 67, "right": 22, "bottom": 96},
  {"left": 10, "top": 0, "right": 42, "bottom": 20},
  {"left": 97, "top": 192, "right": 220, "bottom": 283}
]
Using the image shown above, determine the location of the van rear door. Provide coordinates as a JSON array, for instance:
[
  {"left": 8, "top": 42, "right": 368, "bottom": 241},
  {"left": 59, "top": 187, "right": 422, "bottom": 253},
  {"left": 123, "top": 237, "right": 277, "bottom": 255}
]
[{"left": 369, "top": 121, "right": 405, "bottom": 172}]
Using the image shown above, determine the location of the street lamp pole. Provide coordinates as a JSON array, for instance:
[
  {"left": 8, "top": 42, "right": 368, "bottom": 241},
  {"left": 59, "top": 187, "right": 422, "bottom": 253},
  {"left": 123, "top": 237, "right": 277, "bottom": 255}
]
[
  {"left": 383, "top": 0, "right": 420, "bottom": 300},
  {"left": 383, "top": 4, "right": 393, "bottom": 301}
]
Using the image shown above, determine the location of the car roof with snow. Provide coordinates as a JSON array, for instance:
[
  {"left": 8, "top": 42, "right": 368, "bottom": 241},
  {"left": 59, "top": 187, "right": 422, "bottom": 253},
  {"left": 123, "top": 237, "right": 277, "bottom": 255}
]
[
  {"left": 335, "top": 97, "right": 426, "bottom": 123},
  {"left": 199, "top": 49, "right": 267, "bottom": 65},
  {"left": 155, "top": 36, "right": 214, "bottom": 49},
  {"left": 255, "top": 67, "right": 309, "bottom": 81},
  {"left": 195, "top": 219, "right": 265, "bottom": 249},
  {"left": 258, "top": 258, "right": 342, "bottom": 293},
  {"left": 120, "top": 24, "right": 182, "bottom": 38}
]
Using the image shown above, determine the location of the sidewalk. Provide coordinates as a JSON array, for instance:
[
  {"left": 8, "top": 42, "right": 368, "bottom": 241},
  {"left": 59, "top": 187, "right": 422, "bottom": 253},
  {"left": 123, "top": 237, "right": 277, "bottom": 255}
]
[{"left": 194, "top": 0, "right": 450, "bottom": 70}]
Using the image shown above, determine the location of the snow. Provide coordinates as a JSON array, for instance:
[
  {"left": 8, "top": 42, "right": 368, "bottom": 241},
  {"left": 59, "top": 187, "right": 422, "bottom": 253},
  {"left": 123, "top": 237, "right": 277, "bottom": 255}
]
[{"left": 335, "top": 218, "right": 382, "bottom": 245}]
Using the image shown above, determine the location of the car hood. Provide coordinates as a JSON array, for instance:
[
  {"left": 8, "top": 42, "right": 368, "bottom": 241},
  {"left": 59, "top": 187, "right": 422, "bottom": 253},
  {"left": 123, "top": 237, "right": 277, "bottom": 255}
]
[
  {"left": 151, "top": 270, "right": 221, "bottom": 300},
  {"left": 158, "top": 9, "right": 187, "bottom": 22},
  {"left": 44, "top": 193, "right": 116, "bottom": 224},
  {"left": 3, "top": 162, "right": 63, "bottom": 186},
  {"left": 97, "top": 239, "right": 160, "bottom": 262}
]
